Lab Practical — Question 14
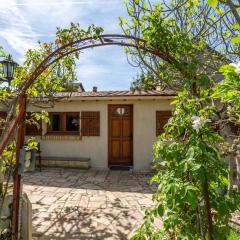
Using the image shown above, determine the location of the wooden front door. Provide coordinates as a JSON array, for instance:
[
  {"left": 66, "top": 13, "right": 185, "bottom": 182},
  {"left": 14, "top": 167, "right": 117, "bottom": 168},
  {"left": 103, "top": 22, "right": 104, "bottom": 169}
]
[{"left": 108, "top": 105, "right": 133, "bottom": 166}]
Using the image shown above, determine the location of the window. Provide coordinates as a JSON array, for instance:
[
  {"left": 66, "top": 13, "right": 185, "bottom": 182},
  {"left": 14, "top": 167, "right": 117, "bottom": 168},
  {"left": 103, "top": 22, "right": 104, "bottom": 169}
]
[
  {"left": 48, "top": 112, "right": 79, "bottom": 135},
  {"left": 47, "top": 112, "right": 100, "bottom": 136},
  {"left": 50, "top": 113, "right": 62, "bottom": 131},
  {"left": 66, "top": 113, "right": 79, "bottom": 131},
  {"left": 26, "top": 113, "right": 42, "bottom": 136},
  {"left": 156, "top": 111, "right": 172, "bottom": 136},
  {"left": 112, "top": 107, "right": 130, "bottom": 117},
  {"left": 81, "top": 111, "right": 100, "bottom": 136}
]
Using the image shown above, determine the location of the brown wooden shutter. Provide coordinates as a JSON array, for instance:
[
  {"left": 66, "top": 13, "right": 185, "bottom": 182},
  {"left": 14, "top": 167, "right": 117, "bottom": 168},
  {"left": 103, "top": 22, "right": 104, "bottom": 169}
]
[
  {"left": 156, "top": 111, "right": 172, "bottom": 136},
  {"left": 81, "top": 111, "right": 100, "bottom": 136},
  {"left": 0, "top": 111, "right": 7, "bottom": 135},
  {"left": 26, "top": 113, "right": 42, "bottom": 136}
]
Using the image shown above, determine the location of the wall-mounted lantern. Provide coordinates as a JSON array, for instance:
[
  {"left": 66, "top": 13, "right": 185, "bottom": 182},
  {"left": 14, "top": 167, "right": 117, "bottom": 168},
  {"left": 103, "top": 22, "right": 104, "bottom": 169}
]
[{"left": 0, "top": 55, "right": 18, "bottom": 86}]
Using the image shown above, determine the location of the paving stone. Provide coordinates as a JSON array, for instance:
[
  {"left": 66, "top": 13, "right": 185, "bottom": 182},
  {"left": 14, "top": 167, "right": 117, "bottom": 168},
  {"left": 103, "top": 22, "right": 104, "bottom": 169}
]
[
  {"left": 88, "top": 201, "right": 106, "bottom": 209},
  {"left": 28, "top": 195, "right": 44, "bottom": 204},
  {"left": 79, "top": 195, "right": 89, "bottom": 208},
  {"left": 40, "top": 196, "right": 58, "bottom": 205},
  {"left": 89, "top": 195, "right": 107, "bottom": 202},
  {"left": 23, "top": 167, "right": 154, "bottom": 239},
  {"left": 138, "top": 198, "right": 154, "bottom": 206}
]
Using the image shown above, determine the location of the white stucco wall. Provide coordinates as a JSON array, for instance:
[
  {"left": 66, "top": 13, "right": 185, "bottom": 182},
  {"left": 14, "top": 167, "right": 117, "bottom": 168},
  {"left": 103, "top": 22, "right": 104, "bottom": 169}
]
[
  {"left": 133, "top": 100, "right": 171, "bottom": 170},
  {"left": 28, "top": 98, "right": 172, "bottom": 170}
]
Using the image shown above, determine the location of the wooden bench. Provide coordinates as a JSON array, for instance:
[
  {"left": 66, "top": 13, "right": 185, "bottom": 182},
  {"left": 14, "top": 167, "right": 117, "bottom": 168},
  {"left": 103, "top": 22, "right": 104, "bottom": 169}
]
[{"left": 36, "top": 156, "right": 90, "bottom": 169}]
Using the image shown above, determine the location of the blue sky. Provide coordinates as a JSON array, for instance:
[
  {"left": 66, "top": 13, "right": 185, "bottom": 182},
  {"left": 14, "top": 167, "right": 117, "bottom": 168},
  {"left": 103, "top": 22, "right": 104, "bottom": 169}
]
[{"left": 0, "top": 0, "right": 139, "bottom": 91}]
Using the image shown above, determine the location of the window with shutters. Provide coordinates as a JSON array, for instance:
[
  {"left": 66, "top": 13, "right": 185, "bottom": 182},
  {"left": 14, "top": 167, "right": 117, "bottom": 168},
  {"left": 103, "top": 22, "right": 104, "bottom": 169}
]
[
  {"left": 0, "top": 111, "right": 7, "bottom": 135},
  {"left": 156, "top": 111, "right": 172, "bottom": 136},
  {"left": 26, "top": 113, "right": 42, "bottom": 136},
  {"left": 47, "top": 112, "right": 79, "bottom": 135},
  {"left": 81, "top": 111, "right": 100, "bottom": 136}
]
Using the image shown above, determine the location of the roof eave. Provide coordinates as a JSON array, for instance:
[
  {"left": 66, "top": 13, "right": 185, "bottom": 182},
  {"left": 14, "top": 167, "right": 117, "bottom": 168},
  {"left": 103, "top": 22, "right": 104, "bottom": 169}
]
[{"left": 59, "top": 95, "right": 176, "bottom": 101}]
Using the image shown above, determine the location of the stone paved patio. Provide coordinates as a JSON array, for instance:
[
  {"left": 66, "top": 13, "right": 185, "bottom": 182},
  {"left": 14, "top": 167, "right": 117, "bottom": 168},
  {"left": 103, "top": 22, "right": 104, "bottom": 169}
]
[{"left": 22, "top": 168, "right": 156, "bottom": 240}]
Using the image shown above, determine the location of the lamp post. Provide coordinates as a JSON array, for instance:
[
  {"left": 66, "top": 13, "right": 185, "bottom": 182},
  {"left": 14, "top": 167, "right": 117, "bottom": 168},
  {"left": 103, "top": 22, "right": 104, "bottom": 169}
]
[
  {"left": 0, "top": 55, "right": 18, "bottom": 86},
  {"left": 0, "top": 54, "right": 23, "bottom": 240}
]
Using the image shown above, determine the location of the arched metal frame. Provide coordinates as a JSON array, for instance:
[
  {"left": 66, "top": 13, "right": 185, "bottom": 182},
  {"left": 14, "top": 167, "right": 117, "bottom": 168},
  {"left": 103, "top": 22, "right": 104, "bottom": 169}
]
[
  {"left": 0, "top": 34, "right": 165, "bottom": 240},
  {"left": 0, "top": 34, "right": 165, "bottom": 153}
]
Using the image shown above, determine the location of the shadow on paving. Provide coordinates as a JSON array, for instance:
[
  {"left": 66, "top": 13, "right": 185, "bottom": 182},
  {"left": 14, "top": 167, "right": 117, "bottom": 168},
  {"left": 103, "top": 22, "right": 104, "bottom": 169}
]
[
  {"left": 23, "top": 168, "right": 156, "bottom": 239},
  {"left": 32, "top": 198, "right": 142, "bottom": 240},
  {"left": 23, "top": 167, "right": 154, "bottom": 194}
]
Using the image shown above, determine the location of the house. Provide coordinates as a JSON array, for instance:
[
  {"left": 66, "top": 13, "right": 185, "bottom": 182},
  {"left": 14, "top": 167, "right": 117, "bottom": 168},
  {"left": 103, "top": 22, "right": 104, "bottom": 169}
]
[{"left": 2, "top": 84, "right": 175, "bottom": 171}]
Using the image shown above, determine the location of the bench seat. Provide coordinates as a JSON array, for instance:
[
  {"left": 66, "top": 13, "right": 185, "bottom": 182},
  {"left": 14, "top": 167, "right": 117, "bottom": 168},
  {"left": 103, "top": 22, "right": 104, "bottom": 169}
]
[{"left": 36, "top": 156, "right": 90, "bottom": 169}]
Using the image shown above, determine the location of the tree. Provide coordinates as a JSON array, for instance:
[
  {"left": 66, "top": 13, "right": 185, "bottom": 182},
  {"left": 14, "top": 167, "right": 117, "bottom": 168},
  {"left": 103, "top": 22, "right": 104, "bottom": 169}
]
[
  {"left": 120, "top": 0, "right": 240, "bottom": 239},
  {"left": 130, "top": 72, "right": 157, "bottom": 90},
  {"left": 123, "top": 0, "right": 239, "bottom": 91}
]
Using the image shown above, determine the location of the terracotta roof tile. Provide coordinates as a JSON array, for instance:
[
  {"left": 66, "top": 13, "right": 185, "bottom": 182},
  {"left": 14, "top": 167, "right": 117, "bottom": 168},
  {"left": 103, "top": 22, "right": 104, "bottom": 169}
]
[{"left": 55, "top": 89, "right": 176, "bottom": 98}]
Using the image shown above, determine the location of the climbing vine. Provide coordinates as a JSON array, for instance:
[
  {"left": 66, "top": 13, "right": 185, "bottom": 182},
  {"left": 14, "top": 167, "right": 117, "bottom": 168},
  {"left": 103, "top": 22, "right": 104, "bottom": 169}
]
[
  {"left": 0, "top": 0, "right": 240, "bottom": 239},
  {"left": 0, "top": 23, "right": 104, "bottom": 218},
  {"left": 120, "top": 0, "right": 240, "bottom": 239}
]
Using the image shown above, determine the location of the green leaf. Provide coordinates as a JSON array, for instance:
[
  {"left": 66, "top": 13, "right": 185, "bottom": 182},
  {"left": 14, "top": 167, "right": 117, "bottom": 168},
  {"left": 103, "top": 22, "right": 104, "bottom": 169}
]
[
  {"left": 183, "top": 162, "right": 188, "bottom": 172},
  {"left": 191, "top": 164, "right": 202, "bottom": 171},
  {"left": 232, "top": 23, "right": 240, "bottom": 30},
  {"left": 157, "top": 204, "right": 164, "bottom": 217},
  {"left": 207, "top": 0, "right": 218, "bottom": 8},
  {"left": 231, "top": 36, "right": 240, "bottom": 44},
  {"left": 216, "top": 8, "right": 223, "bottom": 14},
  {"left": 186, "top": 191, "right": 198, "bottom": 208}
]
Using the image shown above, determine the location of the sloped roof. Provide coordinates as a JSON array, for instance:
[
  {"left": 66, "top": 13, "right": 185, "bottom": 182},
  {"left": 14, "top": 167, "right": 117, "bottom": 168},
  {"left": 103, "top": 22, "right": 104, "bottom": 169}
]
[{"left": 56, "top": 89, "right": 176, "bottom": 98}]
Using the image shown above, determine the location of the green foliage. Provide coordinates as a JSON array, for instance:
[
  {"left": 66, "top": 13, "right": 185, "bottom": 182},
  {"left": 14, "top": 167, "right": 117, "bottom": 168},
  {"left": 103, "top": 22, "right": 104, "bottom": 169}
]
[
  {"left": 26, "top": 111, "right": 49, "bottom": 131},
  {"left": 122, "top": 0, "right": 229, "bottom": 91},
  {"left": 228, "top": 229, "right": 240, "bottom": 240},
  {"left": 0, "top": 23, "right": 105, "bottom": 201},
  {"left": 207, "top": 0, "right": 218, "bottom": 8},
  {"left": 132, "top": 88, "right": 240, "bottom": 239},
  {"left": 147, "top": 90, "right": 240, "bottom": 239},
  {"left": 130, "top": 72, "right": 157, "bottom": 91},
  {"left": 0, "top": 22, "right": 104, "bottom": 132},
  {"left": 121, "top": 1, "right": 240, "bottom": 239},
  {"left": 212, "top": 64, "right": 240, "bottom": 124},
  {"left": 3, "top": 23, "right": 104, "bottom": 101},
  {"left": 0, "top": 142, "right": 16, "bottom": 176},
  {"left": 231, "top": 36, "right": 240, "bottom": 45},
  {"left": 210, "top": 0, "right": 240, "bottom": 45},
  {"left": 26, "top": 137, "right": 38, "bottom": 150}
]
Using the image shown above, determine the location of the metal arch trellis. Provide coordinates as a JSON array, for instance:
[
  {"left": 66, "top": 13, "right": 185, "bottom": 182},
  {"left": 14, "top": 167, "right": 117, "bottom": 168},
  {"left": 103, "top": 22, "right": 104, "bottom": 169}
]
[
  {"left": 0, "top": 34, "right": 167, "bottom": 154},
  {"left": 22, "top": 34, "right": 168, "bottom": 93},
  {"left": 0, "top": 34, "right": 166, "bottom": 240}
]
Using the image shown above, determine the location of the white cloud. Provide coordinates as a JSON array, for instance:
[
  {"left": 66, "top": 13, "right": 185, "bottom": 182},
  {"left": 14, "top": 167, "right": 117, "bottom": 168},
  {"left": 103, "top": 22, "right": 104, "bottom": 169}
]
[
  {"left": 0, "top": 0, "right": 138, "bottom": 90},
  {"left": 7, "top": 1, "right": 121, "bottom": 6},
  {"left": 0, "top": 0, "right": 125, "bottom": 56},
  {"left": 0, "top": 30, "right": 36, "bottom": 55},
  {"left": 0, "top": 0, "right": 37, "bottom": 57}
]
